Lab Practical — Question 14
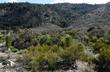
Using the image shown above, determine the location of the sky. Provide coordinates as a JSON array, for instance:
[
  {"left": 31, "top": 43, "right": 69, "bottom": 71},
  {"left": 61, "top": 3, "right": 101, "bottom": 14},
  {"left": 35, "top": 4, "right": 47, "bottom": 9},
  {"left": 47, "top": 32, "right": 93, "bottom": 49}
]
[{"left": 0, "top": 0, "right": 110, "bottom": 4}]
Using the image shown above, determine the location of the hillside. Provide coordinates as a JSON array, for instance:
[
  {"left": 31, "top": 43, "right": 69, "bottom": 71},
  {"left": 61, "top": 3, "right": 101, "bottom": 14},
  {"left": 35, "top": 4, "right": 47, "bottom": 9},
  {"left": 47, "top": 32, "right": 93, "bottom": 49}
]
[
  {"left": 73, "top": 2, "right": 110, "bottom": 28},
  {"left": 0, "top": 3, "right": 101, "bottom": 29},
  {"left": 1, "top": 2, "right": 110, "bottom": 72}
]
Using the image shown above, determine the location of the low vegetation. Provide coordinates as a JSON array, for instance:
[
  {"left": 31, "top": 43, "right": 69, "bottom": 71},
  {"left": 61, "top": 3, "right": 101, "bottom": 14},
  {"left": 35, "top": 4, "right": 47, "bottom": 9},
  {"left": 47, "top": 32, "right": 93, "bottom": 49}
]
[{"left": 0, "top": 27, "right": 110, "bottom": 72}]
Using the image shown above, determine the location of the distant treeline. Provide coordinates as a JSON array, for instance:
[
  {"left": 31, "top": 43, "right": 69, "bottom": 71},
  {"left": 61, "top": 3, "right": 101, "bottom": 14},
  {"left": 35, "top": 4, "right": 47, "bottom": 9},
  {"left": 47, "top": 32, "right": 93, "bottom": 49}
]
[{"left": 0, "top": 2, "right": 101, "bottom": 29}]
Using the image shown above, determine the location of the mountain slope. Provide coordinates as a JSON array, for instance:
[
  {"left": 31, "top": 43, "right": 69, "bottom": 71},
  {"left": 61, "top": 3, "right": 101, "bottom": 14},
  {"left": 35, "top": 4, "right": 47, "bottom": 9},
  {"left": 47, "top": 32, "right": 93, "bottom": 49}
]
[
  {"left": 0, "top": 3, "right": 59, "bottom": 29},
  {"left": 0, "top": 3, "right": 101, "bottom": 29},
  {"left": 72, "top": 3, "right": 110, "bottom": 28}
]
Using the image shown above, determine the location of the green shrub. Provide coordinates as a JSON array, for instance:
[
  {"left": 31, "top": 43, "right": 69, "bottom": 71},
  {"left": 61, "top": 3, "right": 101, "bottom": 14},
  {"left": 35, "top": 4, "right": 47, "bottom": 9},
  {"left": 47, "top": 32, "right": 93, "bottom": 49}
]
[
  {"left": 5, "top": 33, "right": 13, "bottom": 49},
  {"left": 96, "top": 47, "right": 110, "bottom": 72},
  {"left": 22, "top": 34, "right": 88, "bottom": 71},
  {"left": 85, "top": 68, "right": 96, "bottom": 72}
]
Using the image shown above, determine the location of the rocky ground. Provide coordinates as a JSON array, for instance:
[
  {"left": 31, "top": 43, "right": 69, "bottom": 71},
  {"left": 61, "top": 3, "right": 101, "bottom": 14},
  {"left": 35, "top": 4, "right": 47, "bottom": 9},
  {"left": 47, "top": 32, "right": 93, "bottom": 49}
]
[
  {"left": 0, "top": 47, "right": 25, "bottom": 72},
  {"left": 0, "top": 47, "right": 91, "bottom": 72}
]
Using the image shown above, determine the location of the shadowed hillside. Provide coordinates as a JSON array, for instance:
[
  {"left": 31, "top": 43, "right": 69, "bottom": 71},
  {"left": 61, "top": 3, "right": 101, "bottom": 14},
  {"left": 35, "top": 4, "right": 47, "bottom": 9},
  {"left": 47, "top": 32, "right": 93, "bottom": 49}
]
[{"left": 0, "top": 3, "right": 101, "bottom": 29}]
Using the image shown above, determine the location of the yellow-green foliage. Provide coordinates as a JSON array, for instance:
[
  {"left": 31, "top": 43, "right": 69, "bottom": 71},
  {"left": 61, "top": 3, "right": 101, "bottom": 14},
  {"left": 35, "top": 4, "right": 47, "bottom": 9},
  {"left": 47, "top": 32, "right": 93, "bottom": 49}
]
[
  {"left": 23, "top": 34, "right": 88, "bottom": 71},
  {"left": 60, "top": 34, "right": 73, "bottom": 47},
  {"left": 99, "top": 47, "right": 110, "bottom": 61},
  {"left": 5, "top": 33, "right": 13, "bottom": 48},
  {"left": 93, "top": 38, "right": 108, "bottom": 53},
  {"left": 24, "top": 45, "right": 59, "bottom": 70},
  {"left": 85, "top": 68, "right": 96, "bottom": 72},
  {"left": 96, "top": 46, "right": 110, "bottom": 72},
  {"left": 0, "top": 34, "right": 5, "bottom": 42},
  {"left": 7, "top": 28, "right": 110, "bottom": 72},
  {"left": 0, "top": 69, "right": 5, "bottom": 72}
]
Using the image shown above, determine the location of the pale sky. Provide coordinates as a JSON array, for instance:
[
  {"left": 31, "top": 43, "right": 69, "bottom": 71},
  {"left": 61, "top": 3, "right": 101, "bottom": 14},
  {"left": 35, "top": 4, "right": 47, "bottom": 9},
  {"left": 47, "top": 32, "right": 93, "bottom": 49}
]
[
  {"left": 0, "top": 0, "right": 110, "bottom": 4},
  {"left": 52, "top": 0, "right": 110, "bottom": 4}
]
